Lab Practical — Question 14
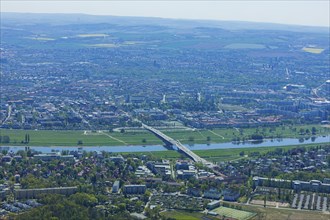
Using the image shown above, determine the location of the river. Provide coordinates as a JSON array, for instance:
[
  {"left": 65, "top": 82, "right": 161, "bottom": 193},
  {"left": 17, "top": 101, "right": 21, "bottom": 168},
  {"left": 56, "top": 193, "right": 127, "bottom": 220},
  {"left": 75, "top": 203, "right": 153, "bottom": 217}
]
[{"left": 1, "top": 135, "right": 329, "bottom": 153}]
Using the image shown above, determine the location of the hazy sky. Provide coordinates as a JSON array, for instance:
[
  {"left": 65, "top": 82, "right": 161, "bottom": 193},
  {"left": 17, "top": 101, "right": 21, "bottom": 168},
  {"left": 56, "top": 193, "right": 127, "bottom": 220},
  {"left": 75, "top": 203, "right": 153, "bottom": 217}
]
[{"left": 1, "top": 1, "right": 329, "bottom": 27}]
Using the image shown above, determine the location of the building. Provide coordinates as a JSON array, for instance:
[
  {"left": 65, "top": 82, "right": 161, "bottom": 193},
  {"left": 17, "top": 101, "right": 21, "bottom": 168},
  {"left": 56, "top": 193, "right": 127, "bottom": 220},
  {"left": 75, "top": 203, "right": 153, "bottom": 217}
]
[
  {"left": 110, "top": 155, "right": 125, "bottom": 163},
  {"left": 223, "top": 189, "right": 240, "bottom": 201},
  {"left": 203, "top": 188, "right": 221, "bottom": 200},
  {"left": 253, "top": 176, "right": 330, "bottom": 193},
  {"left": 135, "top": 166, "right": 154, "bottom": 178},
  {"left": 187, "top": 187, "right": 202, "bottom": 197},
  {"left": 14, "top": 187, "right": 77, "bottom": 199},
  {"left": 0, "top": 191, "right": 6, "bottom": 201},
  {"left": 146, "top": 161, "right": 171, "bottom": 177},
  {"left": 144, "top": 177, "right": 162, "bottom": 188},
  {"left": 33, "top": 153, "right": 74, "bottom": 162},
  {"left": 293, "top": 180, "right": 330, "bottom": 193},
  {"left": 1, "top": 156, "right": 12, "bottom": 163},
  {"left": 324, "top": 178, "right": 330, "bottom": 184},
  {"left": 112, "top": 180, "right": 120, "bottom": 193},
  {"left": 177, "top": 170, "right": 197, "bottom": 180},
  {"left": 207, "top": 200, "right": 220, "bottom": 210},
  {"left": 123, "top": 185, "right": 146, "bottom": 195},
  {"left": 175, "top": 160, "right": 192, "bottom": 170}
]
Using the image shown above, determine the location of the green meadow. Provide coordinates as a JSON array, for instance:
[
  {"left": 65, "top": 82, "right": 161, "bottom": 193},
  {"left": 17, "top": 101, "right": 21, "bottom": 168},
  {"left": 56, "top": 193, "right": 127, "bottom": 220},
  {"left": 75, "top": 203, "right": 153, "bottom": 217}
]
[{"left": 0, "top": 124, "right": 328, "bottom": 147}]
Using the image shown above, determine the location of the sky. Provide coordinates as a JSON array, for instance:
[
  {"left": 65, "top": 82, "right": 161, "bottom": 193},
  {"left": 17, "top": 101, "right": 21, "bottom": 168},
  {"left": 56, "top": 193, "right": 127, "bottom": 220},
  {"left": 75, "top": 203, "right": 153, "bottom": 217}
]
[{"left": 1, "top": 0, "right": 330, "bottom": 27}]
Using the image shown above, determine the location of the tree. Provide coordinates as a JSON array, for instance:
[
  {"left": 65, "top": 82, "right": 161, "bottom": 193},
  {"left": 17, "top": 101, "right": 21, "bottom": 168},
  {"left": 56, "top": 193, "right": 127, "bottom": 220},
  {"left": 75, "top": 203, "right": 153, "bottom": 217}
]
[
  {"left": 77, "top": 140, "right": 83, "bottom": 145},
  {"left": 311, "top": 127, "right": 317, "bottom": 135},
  {"left": 69, "top": 193, "right": 98, "bottom": 207},
  {"left": 118, "top": 203, "right": 126, "bottom": 211},
  {"left": 206, "top": 136, "right": 211, "bottom": 142},
  {"left": 120, "top": 129, "right": 125, "bottom": 133},
  {"left": 251, "top": 134, "right": 263, "bottom": 140},
  {"left": 278, "top": 188, "right": 281, "bottom": 200}
]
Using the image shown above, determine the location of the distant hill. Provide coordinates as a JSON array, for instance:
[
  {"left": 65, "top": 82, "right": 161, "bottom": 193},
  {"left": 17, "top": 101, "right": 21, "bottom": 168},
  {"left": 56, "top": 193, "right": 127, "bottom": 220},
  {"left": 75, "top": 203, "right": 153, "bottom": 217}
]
[{"left": 1, "top": 12, "right": 328, "bottom": 33}]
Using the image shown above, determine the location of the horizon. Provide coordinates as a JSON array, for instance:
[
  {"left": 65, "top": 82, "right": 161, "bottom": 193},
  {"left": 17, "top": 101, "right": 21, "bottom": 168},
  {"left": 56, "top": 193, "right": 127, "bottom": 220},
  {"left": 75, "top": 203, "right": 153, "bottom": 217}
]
[
  {"left": 1, "top": 1, "right": 329, "bottom": 27},
  {"left": 2, "top": 11, "right": 329, "bottom": 29}
]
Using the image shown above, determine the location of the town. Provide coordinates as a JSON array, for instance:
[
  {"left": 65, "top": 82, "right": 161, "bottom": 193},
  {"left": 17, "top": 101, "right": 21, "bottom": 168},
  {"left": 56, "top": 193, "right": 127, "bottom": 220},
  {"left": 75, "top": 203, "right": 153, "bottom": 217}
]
[
  {"left": 0, "top": 143, "right": 329, "bottom": 219},
  {"left": 1, "top": 14, "right": 329, "bottom": 134},
  {"left": 0, "top": 9, "right": 329, "bottom": 220}
]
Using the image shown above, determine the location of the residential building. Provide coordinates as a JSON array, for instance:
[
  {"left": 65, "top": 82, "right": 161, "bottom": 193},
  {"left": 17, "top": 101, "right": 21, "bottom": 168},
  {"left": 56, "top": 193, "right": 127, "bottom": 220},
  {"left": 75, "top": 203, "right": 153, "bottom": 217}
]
[
  {"left": 112, "top": 180, "right": 120, "bottom": 193},
  {"left": 123, "top": 185, "right": 146, "bottom": 194}
]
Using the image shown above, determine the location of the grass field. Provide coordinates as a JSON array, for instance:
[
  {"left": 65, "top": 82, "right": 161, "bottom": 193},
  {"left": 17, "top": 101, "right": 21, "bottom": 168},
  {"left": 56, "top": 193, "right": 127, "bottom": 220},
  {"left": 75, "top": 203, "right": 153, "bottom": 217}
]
[
  {"left": 0, "top": 124, "right": 328, "bottom": 147},
  {"left": 213, "top": 206, "right": 256, "bottom": 220},
  {"left": 0, "top": 129, "right": 163, "bottom": 146},
  {"left": 123, "top": 143, "right": 329, "bottom": 162},
  {"left": 161, "top": 210, "right": 217, "bottom": 220}
]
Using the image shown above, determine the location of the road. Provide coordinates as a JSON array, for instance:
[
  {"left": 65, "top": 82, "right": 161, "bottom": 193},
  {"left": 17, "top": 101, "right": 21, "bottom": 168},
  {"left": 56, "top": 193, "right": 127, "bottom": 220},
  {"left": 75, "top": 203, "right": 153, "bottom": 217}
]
[
  {"left": 142, "top": 123, "right": 205, "bottom": 163},
  {"left": 1, "top": 105, "right": 12, "bottom": 125},
  {"left": 98, "top": 131, "right": 128, "bottom": 145},
  {"left": 142, "top": 123, "right": 226, "bottom": 177}
]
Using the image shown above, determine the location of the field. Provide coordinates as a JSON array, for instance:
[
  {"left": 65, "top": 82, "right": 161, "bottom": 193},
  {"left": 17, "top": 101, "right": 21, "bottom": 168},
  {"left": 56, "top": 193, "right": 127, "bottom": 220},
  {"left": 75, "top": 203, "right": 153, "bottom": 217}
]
[
  {"left": 0, "top": 129, "right": 163, "bottom": 146},
  {"left": 302, "top": 47, "right": 325, "bottom": 54},
  {"left": 245, "top": 205, "right": 329, "bottom": 220},
  {"left": 0, "top": 124, "right": 328, "bottom": 147},
  {"left": 26, "top": 37, "right": 55, "bottom": 41},
  {"left": 87, "top": 44, "right": 118, "bottom": 48},
  {"left": 213, "top": 206, "right": 256, "bottom": 220},
  {"left": 161, "top": 210, "right": 217, "bottom": 220},
  {"left": 224, "top": 43, "right": 265, "bottom": 49},
  {"left": 76, "top": 33, "right": 109, "bottom": 37},
  {"left": 124, "top": 143, "right": 328, "bottom": 162}
]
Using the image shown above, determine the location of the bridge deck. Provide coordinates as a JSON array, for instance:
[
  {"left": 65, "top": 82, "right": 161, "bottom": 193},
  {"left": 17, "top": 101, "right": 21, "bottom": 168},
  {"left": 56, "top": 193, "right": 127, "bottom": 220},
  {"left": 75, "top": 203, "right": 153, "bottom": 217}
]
[
  {"left": 142, "top": 124, "right": 206, "bottom": 163},
  {"left": 142, "top": 123, "right": 227, "bottom": 178}
]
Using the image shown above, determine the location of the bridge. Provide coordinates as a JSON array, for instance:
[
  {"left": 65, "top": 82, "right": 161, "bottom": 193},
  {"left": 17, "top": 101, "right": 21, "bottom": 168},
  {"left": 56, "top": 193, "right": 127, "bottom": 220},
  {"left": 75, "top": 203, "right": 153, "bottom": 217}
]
[
  {"left": 142, "top": 123, "right": 227, "bottom": 178},
  {"left": 142, "top": 123, "right": 207, "bottom": 164}
]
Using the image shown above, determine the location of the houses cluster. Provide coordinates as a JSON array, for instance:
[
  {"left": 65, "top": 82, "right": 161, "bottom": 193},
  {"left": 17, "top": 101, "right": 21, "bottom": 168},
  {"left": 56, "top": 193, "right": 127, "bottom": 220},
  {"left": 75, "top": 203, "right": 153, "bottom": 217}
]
[
  {"left": 218, "top": 146, "right": 330, "bottom": 178},
  {"left": 1, "top": 200, "right": 41, "bottom": 215}
]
